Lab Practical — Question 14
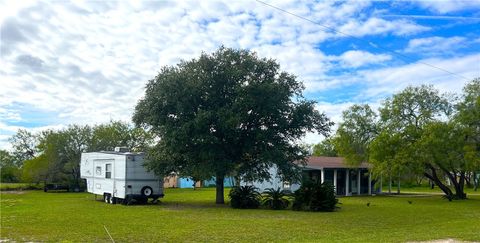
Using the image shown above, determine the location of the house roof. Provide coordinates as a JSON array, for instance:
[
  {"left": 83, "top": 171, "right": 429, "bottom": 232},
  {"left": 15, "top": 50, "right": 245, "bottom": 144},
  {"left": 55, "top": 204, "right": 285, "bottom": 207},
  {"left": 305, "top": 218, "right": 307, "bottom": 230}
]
[{"left": 301, "top": 156, "right": 371, "bottom": 169}]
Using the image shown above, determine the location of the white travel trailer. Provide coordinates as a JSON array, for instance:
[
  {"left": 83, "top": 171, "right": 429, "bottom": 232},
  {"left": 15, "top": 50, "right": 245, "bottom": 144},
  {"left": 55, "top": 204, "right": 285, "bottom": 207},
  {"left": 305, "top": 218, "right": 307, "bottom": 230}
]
[{"left": 80, "top": 147, "right": 164, "bottom": 205}]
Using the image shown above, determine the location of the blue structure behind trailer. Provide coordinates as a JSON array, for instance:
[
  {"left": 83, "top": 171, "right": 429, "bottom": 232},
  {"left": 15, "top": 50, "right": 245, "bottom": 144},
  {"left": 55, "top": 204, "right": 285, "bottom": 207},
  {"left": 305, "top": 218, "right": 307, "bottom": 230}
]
[
  {"left": 203, "top": 177, "right": 235, "bottom": 187},
  {"left": 178, "top": 177, "right": 196, "bottom": 188}
]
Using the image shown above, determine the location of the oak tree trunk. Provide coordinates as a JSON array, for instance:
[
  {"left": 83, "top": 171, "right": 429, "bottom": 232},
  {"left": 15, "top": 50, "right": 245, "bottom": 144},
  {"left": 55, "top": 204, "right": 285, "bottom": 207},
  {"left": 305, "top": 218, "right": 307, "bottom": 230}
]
[
  {"left": 439, "top": 166, "right": 467, "bottom": 199},
  {"left": 215, "top": 174, "right": 225, "bottom": 204},
  {"left": 455, "top": 172, "right": 466, "bottom": 199},
  {"left": 424, "top": 164, "right": 454, "bottom": 199}
]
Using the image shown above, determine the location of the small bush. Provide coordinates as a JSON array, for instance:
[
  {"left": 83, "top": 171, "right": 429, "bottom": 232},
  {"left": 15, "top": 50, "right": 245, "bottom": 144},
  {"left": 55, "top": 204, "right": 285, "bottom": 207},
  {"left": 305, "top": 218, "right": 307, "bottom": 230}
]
[
  {"left": 0, "top": 183, "right": 42, "bottom": 191},
  {"left": 292, "top": 180, "right": 339, "bottom": 212},
  {"left": 229, "top": 185, "right": 261, "bottom": 209},
  {"left": 262, "top": 187, "right": 290, "bottom": 210}
]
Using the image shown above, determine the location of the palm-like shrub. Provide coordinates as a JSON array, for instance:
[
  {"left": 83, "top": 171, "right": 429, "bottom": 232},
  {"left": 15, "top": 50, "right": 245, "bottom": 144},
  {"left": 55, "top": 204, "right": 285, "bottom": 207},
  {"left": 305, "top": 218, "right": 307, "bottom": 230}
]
[
  {"left": 292, "top": 180, "right": 339, "bottom": 212},
  {"left": 262, "top": 187, "right": 290, "bottom": 210},
  {"left": 229, "top": 185, "right": 261, "bottom": 209}
]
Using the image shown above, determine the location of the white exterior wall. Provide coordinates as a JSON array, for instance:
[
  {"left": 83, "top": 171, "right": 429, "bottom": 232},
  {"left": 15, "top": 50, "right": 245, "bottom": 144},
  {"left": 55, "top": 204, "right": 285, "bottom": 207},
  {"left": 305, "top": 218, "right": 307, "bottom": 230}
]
[{"left": 240, "top": 166, "right": 288, "bottom": 192}]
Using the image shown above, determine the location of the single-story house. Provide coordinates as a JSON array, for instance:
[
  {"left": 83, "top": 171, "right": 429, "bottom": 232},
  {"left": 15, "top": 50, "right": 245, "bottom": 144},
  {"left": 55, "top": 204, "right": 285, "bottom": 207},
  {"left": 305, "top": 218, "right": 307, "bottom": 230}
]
[{"left": 241, "top": 156, "right": 377, "bottom": 196}]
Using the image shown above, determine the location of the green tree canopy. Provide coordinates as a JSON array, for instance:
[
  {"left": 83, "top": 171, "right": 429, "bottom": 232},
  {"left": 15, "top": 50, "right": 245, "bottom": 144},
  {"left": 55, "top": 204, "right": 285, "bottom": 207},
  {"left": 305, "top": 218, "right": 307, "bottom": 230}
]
[
  {"left": 455, "top": 78, "right": 480, "bottom": 153},
  {"left": 90, "top": 121, "right": 153, "bottom": 152},
  {"left": 312, "top": 138, "right": 337, "bottom": 157},
  {"left": 415, "top": 121, "right": 477, "bottom": 199},
  {"left": 0, "top": 150, "right": 21, "bottom": 182},
  {"left": 8, "top": 121, "right": 154, "bottom": 187},
  {"left": 379, "top": 85, "right": 452, "bottom": 134},
  {"left": 333, "top": 104, "right": 378, "bottom": 165},
  {"left": 370, "top": 83, "right": 474, "bottom": 199},
  {"left": 27, "top": 125, "right": 92, "bottom": 187},
  {"left": 9, "top": 129, "right": 38, "bottom": 166},
  {"left": 454, "top": 78, "right": 480, "bottom": 190},
  {"left": 133, "top": 47, "right": 333, "bottom": 204}
]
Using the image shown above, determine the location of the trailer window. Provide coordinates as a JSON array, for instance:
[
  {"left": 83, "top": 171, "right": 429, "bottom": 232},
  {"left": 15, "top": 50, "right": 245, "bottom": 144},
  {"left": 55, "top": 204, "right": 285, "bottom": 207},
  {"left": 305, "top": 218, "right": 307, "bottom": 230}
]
[
  {"left": 95, "top": 166, "right": 102, "bottom": 175},
  {"left": 105, "top": 164, "right": 112, "bottom": 179}
]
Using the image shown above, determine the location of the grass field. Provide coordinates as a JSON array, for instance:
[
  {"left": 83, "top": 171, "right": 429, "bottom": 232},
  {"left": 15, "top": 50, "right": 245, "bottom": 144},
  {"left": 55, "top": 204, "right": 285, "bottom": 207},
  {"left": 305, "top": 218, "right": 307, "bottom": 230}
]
[
  {"left": 1, "top": 188, "right": 479, "bottom": 242},
  {"left": 383, "top": 185, "right": 480, "bottom": 195}
]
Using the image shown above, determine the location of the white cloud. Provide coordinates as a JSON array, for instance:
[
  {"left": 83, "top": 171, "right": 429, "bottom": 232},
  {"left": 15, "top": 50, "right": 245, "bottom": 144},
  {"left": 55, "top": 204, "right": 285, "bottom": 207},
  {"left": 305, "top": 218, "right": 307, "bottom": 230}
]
[
  {"left": 0, "top": 108, "right": 22, "bottom": 122},
  {"left": 0, "top": 0, "right": 36, "bottom": 23},
  {"left": 316, "top": 102, "right": 355, "bottom": 126},
  {"left": 337, "top": 50, "right": 392, "bottom": 68},
  {"left": 303, "top": 100, "right": 383, "bottom": 145},
  {"left": 0, "top": 121, "right": 66, "bottom": 151},
  {"left": 358, "top": 53, "right": 480, "bottom": 99},
  {"left": 0, "top": 135, "right": 12, "bottom": 151},
  {"left": 413, "top": 0, "right": 480, "bottom": 13},
  {"left": 302, "top": 102, "right": 354, "bottom": 145},
  {"left": 404, "top": 36, "right": 467, "bottom": 54},
  {"left": 338, "top": 17, "right": 429, "bottom": 37}
]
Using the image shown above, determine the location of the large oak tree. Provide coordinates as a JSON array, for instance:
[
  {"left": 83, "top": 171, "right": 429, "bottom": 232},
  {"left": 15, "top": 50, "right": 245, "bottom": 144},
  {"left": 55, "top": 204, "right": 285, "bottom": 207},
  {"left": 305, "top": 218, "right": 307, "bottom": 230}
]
[{"left": 133, "top": 47, "right": 332, "bottom": 204}]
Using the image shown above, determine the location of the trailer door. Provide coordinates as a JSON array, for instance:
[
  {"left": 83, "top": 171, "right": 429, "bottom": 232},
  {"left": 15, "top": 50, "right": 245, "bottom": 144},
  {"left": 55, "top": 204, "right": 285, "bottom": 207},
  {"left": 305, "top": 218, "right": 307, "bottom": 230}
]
[{"left": 93, "top": 159, "right": 114, "bottom": 196}]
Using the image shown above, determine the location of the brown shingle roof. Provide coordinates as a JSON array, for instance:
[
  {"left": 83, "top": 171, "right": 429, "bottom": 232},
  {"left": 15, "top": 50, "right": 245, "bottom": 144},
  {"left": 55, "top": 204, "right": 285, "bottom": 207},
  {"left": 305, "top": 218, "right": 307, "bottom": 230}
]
[{"left": 302, "top": 156, "right": 371, "bottom": 169}]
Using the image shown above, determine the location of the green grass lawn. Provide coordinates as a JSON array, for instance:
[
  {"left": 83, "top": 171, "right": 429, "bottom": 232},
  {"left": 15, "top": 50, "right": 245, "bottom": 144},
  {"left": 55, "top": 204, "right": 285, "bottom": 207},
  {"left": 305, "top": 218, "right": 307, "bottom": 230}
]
[
  {"left": 382, "top": 185, "right": 480, "bottom": 195},
  {"left": 1, "top": 188, "right": 479, "bottom": 242}
]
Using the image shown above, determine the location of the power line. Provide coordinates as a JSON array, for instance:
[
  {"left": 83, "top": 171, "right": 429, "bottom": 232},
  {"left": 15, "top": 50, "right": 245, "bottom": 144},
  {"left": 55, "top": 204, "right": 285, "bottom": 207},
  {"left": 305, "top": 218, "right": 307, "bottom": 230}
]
[{"left": 255, "top": 0, "right": 471, "bottom": 81}]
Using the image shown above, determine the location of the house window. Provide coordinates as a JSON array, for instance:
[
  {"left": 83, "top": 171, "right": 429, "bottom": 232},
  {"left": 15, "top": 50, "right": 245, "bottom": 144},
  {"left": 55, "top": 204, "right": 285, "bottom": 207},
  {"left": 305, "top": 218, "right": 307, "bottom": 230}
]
[
  {"left": 95, "top": 166, "right": 102, "bottom": 175},
  {"left": 105, "top": 164, "right": 112, "bottom": 179}
]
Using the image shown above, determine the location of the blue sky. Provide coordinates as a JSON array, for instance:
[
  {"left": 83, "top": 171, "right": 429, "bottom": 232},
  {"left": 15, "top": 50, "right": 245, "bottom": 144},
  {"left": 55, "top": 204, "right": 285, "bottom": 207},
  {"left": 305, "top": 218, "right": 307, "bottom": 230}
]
[{"left": 1, "top": 0, "right": 480, "bottom": 149}]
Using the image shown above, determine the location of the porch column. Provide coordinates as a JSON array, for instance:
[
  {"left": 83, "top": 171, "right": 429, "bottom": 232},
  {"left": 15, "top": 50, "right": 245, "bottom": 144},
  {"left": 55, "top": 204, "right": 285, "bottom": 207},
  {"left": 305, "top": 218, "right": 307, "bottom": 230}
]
[
  {"left": 321, "top": 168, "right": 325, "bottom": 183},
  {"left": 345, "top": 169, "right": 350, "bottom": 196},
  {"left": 333, "top": 169, "right": 337, "bottom": 191},
  {"left": 368, "top": 171, "right": 372, "bottom": 195},
  {"left": 357, "top": 169, "right": 361, "bottom": 195}
]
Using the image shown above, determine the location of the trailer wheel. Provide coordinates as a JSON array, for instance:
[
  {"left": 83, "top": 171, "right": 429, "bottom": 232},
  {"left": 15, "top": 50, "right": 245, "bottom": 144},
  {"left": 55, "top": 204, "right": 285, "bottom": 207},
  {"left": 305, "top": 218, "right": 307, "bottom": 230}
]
[
  {"left": 110, "top": 197, "right": 117, "bottom": 204},
  {"left": 104, "top": 194, "right": 110, "bottom": 203},
  {"left": 141, "top": 186, "right": 153, "bottom": 197}
]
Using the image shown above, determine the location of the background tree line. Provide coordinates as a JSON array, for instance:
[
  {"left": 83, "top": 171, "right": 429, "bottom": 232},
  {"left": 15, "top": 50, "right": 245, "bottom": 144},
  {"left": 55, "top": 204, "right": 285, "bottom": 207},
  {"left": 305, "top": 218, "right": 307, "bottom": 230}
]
[
  {"left": 313, "top": 78, "right": 480, "bottom": 199},
  {"left": 0, "top": 121, "right": 153, "bottom": 188}
]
